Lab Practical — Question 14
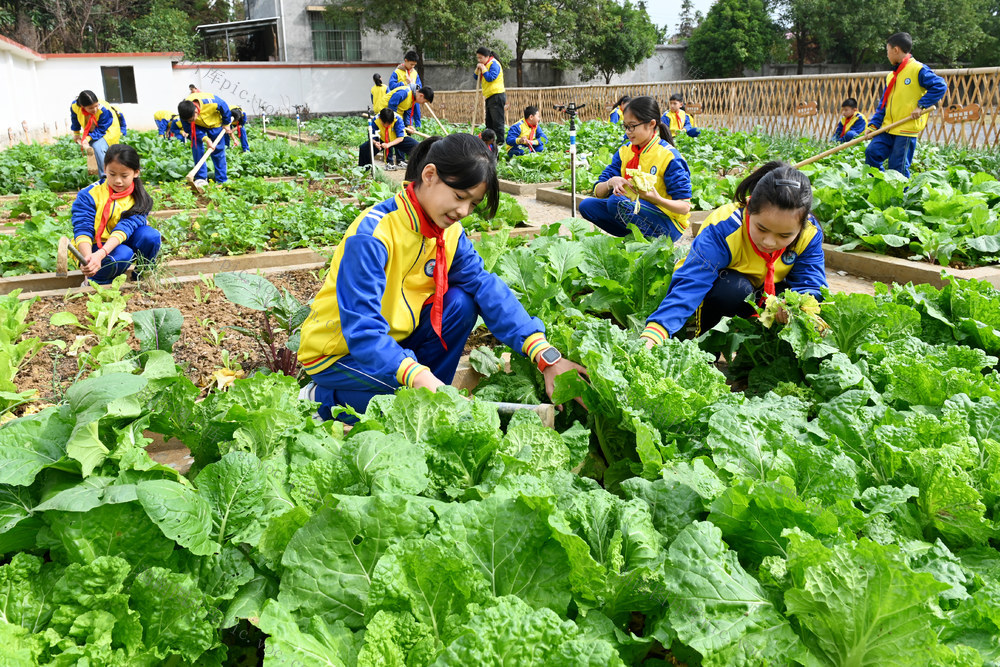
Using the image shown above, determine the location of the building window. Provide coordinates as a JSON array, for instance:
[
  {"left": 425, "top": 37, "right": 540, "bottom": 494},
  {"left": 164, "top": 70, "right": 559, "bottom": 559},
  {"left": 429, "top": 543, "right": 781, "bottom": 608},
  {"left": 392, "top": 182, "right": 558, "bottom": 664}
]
[
  {"left": 101, "top": 66, "right": 137, "bottom": 104},
  {"left": 309, "top": 10, "right": 362, "bottom": 61}
]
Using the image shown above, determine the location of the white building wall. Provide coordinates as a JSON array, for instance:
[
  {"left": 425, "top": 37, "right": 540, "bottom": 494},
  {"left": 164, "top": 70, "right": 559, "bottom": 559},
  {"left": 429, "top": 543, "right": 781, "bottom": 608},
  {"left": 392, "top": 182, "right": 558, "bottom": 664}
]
[
  {"left": 39, "top": 55, "right": 181, "bottom": 133},
  {"left": 174, "top": 61, "right": 397, "bottom": 116}
]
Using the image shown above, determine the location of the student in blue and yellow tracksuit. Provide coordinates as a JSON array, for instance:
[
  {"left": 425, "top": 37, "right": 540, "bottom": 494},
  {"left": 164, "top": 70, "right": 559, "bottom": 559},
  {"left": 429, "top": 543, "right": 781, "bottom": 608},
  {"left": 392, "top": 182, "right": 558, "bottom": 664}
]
[
  {"left": 609, "top": 96, "right": 631, "bottom": 124},
  {"left": 865, "top": 32, "right": 947, "bottom": 178},
  {"left": 71, "top": 144, "right": 160, "bottom": 285},
  {"left": 388, "top": 52, "right": 422, "bottom": 125},
  {"left": 832, "top": 98, "right": 867, "bottom": 143},
  {"left": 178, "top": 91, "right": 232, "bottom": 185},
  {"left": 154, "top": 110, "right": 173, "bottom": 137},
  {"left": 662, "top": 94, "right": 700, "bottom": 138},
  {"left": 70, "top": 90, "right": 122, "bottom": 179},
  {"left": 226, "top": 105, "right": 250, "bottom": 152},
  {"left": 475, "top": 46, "right": 506, "bottom": 141},
  {"left": 297, "top": 133, "right": 587, "bottom": 422},
  {"left": 387, "top": 85, "right": 434, "bottom": 131},
  {"left": 505, "top": 106, "right": 547, "bottom": 157},
  {"left": 168, "top": 115, "right": 187, "bottom": 142},
  {"left": 480, "top": 129, "right": 499, "bottom": 161},
  {"left": 111, "top": 105, "right": 127, "bottom": 137},
  {"left": 580, "top": 96, "right": 692, "bottom": 241},
  {"left": 371, "top": 73, "right": 389, "bottom": 112},
  {"left": 640, "top": 162, "right": 827, "bottom": 344},
  {"left": 359, "top": 108, "right": 418, "bottom": 168}
]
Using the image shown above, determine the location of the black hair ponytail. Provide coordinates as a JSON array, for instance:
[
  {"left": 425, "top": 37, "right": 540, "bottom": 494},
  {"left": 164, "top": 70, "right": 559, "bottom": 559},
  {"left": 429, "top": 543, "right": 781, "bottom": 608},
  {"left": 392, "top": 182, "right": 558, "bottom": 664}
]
[
  {"left": 623, "top": 95, "right": 674, "bottom": 146},
  {"left": 734, "top": 160, "right": 813, "bottom": 224},
  {"left": 404, "top": 133, "right": 499, "bottom": 217},
  {"left": 77, "top": 90, "right": 98, "bottom": 106},
  {"left": 104, "top": 144, "right": 153, "bottom": 217},
  {"left": 476, "top": 46, "right": 500, "bottom": 64},
  {"left": 373, "top": 73, "right": 383, "bottom": 86}
]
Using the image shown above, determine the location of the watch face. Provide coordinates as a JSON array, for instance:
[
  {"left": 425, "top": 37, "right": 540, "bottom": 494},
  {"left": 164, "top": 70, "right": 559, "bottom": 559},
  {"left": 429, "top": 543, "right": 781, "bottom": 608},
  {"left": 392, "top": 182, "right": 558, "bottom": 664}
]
[{"left": 541, "top": 347, "right": 561, "bottom": 364}]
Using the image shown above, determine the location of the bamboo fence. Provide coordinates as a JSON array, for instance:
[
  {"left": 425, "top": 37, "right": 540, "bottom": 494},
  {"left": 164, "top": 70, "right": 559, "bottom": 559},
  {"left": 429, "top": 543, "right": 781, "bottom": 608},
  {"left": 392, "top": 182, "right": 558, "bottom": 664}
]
[{"left": 433, "top": 67, "right": 1000, "bottom": 148}]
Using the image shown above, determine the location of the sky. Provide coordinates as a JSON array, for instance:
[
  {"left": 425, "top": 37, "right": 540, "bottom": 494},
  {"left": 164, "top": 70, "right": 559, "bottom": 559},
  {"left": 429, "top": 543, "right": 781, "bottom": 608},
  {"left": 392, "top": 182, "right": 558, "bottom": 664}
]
[{"left": 646, "top": 0, "right": 717, "bottom": 37}]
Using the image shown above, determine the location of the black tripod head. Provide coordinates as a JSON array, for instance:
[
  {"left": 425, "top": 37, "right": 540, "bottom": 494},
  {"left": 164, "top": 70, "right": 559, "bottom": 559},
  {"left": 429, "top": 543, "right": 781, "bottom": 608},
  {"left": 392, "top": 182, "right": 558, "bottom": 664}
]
[{"left": 553, "top": 102, "right": 586, "bottom": 117}]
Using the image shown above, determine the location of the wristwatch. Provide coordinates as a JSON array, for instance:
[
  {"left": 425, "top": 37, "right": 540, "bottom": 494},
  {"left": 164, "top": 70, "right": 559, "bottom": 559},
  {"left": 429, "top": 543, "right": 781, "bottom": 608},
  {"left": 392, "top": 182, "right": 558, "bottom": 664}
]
[{"left": 536, "top": 347, "right": 562, "bottom": 372}]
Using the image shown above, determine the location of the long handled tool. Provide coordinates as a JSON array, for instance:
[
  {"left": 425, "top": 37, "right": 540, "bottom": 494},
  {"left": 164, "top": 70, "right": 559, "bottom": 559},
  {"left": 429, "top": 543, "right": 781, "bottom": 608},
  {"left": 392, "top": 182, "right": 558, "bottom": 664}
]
[
  {"left": 423, "top": 102, "right": 449, "bottom": 136},
  {"left": 186, "top": 130, "right": 227, "bottom": 193},
  {"left": 793, "top": 107, "right": 934, "bottom": 169},
  {"left": 405, "top": 126, "right": 432, "bottom": 139},
  {"left": 57, "top": 236, "right": 88, "bottom": 277}
]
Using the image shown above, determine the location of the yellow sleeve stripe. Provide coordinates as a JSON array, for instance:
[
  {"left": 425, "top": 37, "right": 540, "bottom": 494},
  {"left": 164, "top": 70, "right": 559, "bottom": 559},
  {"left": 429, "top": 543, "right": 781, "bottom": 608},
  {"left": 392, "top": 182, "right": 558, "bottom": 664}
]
[
  {"left": 111, "top": 230, "right": 128, "bottom": 244},
  {"left": 639, "top": 322, "right": 668, "bottom": 345},
  {"left": 396, "top": 358, "right": 430, "bottom": 387},
  {"left": 75, "top": 235, "right": 93, "bottom": 247},
  {"left": 522, "top": 332, "right": 552, "bottom": 363}
]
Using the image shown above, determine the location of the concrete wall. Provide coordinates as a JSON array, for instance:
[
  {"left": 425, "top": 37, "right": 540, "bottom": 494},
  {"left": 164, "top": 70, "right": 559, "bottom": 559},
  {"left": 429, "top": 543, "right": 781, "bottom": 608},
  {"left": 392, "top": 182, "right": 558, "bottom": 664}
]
[
  {"left": 244, "top": 0, "right": 688, "bottom": 89},
  {"left": 173, "top": 61, "right": 397, "bottom": 116},
  {"left": 1, "top": 44, "right": 181, "bottom": 147}
]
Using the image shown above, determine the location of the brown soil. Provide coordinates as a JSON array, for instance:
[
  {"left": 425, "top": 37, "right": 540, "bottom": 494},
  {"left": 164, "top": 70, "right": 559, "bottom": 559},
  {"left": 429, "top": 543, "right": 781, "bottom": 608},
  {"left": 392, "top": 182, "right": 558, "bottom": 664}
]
[
  {"left": 19, "top": 270, "right": 322, "bottom": 403},
  {"left": 17, "top": 267, "right": 499, "bottom": 406}
]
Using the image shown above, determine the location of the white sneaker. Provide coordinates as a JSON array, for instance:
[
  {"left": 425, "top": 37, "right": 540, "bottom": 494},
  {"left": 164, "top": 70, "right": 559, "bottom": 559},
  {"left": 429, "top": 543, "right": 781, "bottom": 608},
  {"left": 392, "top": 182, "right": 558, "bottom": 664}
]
[{"left": 397, "top": 160, "right": 407, "bottom": 169}]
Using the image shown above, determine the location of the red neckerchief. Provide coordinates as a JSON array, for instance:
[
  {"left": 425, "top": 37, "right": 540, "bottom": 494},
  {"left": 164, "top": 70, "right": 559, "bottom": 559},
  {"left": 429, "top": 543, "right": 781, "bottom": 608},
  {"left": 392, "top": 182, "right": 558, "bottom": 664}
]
[
  {"left": 744, "top": 208, "right": 784, "bottom": 299},
  {"left": 623, "top": 141, "right": 646, "bottom": 178},
  {"left": 95, "top": 182, "right": 135, "bottom": 249},
  {"left": 81, "top": 106, "right": 97, "bottom": 143},
  {"left": 839, "top": 113, "right": 855, "bottom": 137},
  {"left": 674, "top": 110, "right": 683, "bottom": 130},
  {"left": 879, "top": 54, "right": 912, "bottom": 110},
  {"left": 190, "top": 99, "right": 202, "bottom": 138},
  {"left": 405, "top": 182, "right": 449, "bottom": 349},
  {"left": 525, "top": 121, "right": 537, "bottom": 152}
]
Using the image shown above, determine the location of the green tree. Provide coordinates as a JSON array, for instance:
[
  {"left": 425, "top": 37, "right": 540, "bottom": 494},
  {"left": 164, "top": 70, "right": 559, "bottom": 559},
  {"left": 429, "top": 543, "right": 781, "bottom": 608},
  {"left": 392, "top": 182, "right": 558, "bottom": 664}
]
[
  {"left": 778, "top": 0, "right": 823, "bottom": 74},
  {"left": 675, "top": 0, "right": 701, "bottom": 39},
  {"left": 506, "top": 0, "right": 574, "bottom": 87},
  {"left": 328, "top": 0, "right": 506, "bottom": 80},
  {"left": 569, "top": 0, "right": 663, "bottom": 84},
  {"left": 687, "top": 0, "right": 776, "bottom": 78},
  {"left": 107, "top": 0, "right": 199, "bottom": 55},
  {"left": 970, "top": 0, "right": 1000, "bottom": 66},
  {"left": 903, "top": 0, "right": 987, "bottom": 65},
  {"left": 811, "top": 0, "right": 903, "bottom": 71}
]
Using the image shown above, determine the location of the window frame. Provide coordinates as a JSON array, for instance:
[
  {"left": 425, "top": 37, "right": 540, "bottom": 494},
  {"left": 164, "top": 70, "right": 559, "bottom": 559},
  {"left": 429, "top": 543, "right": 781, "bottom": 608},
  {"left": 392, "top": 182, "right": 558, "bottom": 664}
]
[
  {"left": 308, "top": 9, "right": 362, "bottom": 62},
  {"left": 100, "top": 66, "right": 138, "bottom": 104}
]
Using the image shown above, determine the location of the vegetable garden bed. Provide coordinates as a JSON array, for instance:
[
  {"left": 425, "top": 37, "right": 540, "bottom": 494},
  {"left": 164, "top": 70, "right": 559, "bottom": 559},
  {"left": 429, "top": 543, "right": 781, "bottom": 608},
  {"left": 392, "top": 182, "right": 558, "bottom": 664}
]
[{"left": 3, "top": 217, "right": 1000, "bottom": 665}]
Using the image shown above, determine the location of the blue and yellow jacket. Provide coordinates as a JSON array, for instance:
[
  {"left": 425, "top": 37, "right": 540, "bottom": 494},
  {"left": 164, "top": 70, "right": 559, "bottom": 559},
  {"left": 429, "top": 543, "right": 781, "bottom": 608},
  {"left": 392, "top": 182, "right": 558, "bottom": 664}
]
[
  {"left": 869, "top": 57, "right": 947, "bottom": 136},
  {"left": 597, "top": 138, "right": 693, "bottom": 232},
  {"left": 387, "top": 86, "right": 423, "bottom": 127},
  {"left": 610, "top": 105, "right": 624, "bottom": 124},
  {"left": 70, "top": 100, "right": 122, "bottom": 145},
  {"left": 505, "top": 120, "right": 547, "bottom": 153},
  {"left": 388, "top": 67, "right": 421, "bottom": 93},
  {"left": 661, "top": 109, "right": 700, "bottom": 138},
  {"left": 231, "top": 106, "right": 247, "bottom": 127},
  {"left": 833, "top": 112, "right": 867, "bottom": 143},
  {"left": 642, "top": 202, "right": 827, "bottom": 338},
  {"left": 154, "top": 110, "right": 172, "bottom": 135},
  {"left": 168, "top": 115, "right": 186, "bottom": 139},
  {"left": 371, "top": 84, "right": 389, "bottom": 111},
  {"left": 478, "top": 58, "right": 504, "bottom": 98},
  {"left": 71, "top": 179, "right": 149, "bottom": 248},
  {"left": 298, "top": 189, "right": 550, "bottom": 385},
  {"left": 111, "top": 105, "right": 127, "bottom": 137},
  {"left": 372, "top": 112, "right": 405, "bottom": 144},
  {"left": 183, "top": 92, "right": 232, "bottom": 131}
]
